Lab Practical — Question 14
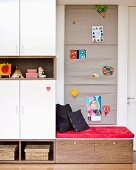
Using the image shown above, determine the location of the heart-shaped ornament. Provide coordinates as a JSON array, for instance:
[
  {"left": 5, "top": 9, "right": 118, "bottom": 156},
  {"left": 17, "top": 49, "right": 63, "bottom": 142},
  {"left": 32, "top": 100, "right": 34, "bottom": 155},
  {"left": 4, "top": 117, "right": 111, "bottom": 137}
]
[{"left": 46, "top": 86, "right": 51, "bottom": 91}]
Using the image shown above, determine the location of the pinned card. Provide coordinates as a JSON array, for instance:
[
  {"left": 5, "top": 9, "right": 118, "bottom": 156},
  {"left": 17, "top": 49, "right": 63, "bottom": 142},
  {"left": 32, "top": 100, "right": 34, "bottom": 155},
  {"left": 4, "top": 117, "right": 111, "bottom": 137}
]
[
  {"left": 92, "top": 26, "right": 104, "bottom": 43},
  {"left": 70, "top": 50, "right": 78, "bottom": 59},
  {"left": 70, "top": 50, "right": 86, "bottom": 59},
  {"left": 79, "top": 50, "right": 86, "bottom": 59}
]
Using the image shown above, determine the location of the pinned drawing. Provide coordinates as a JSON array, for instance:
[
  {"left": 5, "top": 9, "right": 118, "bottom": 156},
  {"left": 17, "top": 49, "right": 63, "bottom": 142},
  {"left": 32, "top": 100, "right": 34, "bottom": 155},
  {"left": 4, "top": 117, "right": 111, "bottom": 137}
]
[
  {"left": 95, "top": 5, "right": 108, "bottom": 17},
  {"left": 102, "top": 66, "right": 114, "bottom": 76},
  {"left": 86, "top": 96, "right": 102, "bottom": 121},
  {"left": 92, "top": 26, "right": 104, "bottom": 43}
]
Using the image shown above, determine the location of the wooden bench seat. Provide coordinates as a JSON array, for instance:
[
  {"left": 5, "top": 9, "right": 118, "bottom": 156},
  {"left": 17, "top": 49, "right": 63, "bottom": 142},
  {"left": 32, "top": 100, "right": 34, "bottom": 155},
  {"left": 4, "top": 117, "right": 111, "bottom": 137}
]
[{"left": 56, "top": 126, "right": 134, "bottom": 163}]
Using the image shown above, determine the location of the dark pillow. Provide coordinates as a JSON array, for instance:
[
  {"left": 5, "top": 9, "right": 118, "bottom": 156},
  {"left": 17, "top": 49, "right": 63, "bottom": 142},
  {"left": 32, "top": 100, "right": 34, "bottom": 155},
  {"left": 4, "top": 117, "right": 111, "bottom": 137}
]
[
  {"left": 67, "top": 110, "right": 90, "bottom": 132},
  {"left": 56, "top": 104, "right": 73, "bottom": 132}
]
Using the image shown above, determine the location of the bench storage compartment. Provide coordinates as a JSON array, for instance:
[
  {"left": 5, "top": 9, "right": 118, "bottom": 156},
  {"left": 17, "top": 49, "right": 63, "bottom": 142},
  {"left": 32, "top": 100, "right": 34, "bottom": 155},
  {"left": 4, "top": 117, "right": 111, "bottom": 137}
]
[
  {"left": 95, "top": 139, "right": 133, "bottom": 163},
  {"left": 56, "top": 126, "right": 134, "bottom": 163},
  {"left": 56, "top": 140, "right": 94, "bottom": 163}
]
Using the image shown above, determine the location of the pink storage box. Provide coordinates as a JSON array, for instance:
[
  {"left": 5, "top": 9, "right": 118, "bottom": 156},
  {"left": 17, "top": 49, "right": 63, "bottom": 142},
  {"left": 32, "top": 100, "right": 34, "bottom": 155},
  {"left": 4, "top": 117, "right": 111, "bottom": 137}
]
[
  {"left": 27, "top": 69, "right": 37, "bottom": 73},
  {"left": 26, "top": 73, "right": 38, "bottom": 78}
]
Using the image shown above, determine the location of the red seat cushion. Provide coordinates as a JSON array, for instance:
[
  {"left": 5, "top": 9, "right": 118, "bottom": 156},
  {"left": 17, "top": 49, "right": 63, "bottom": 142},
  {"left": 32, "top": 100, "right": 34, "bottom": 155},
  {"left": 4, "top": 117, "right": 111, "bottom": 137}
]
[{"left": 56, "top": 126, "right": 134, "bottom": 138}]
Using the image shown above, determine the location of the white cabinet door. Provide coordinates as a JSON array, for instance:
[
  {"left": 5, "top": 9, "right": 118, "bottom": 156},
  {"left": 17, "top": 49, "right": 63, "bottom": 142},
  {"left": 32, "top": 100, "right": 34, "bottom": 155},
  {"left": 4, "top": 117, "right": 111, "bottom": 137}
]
[
  {"left": 0, "top": 0, "right": 19, "bottom": 56},
  {"left": 20, "top": 0, "right": 56, "bottom": 56},
  {"left": 0, "top": 81, "right": 20, "bottom": 139},
  {"left": 20, "top": 80, "right": 55, "bottom": 139}
]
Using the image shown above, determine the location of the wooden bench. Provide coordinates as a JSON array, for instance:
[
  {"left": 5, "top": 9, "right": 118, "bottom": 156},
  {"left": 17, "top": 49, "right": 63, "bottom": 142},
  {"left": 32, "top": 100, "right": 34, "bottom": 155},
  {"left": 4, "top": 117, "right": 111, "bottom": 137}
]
[{"left": 56, "top": 126, "right": 134, "bottom": 163}]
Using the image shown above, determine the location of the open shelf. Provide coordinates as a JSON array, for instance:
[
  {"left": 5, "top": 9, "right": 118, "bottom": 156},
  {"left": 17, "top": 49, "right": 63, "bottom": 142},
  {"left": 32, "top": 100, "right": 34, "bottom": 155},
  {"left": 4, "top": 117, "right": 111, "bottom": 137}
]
[
  {"left": 0, "top": 140, "right": 55, "bottom": 163},
  {"left": 0, "top": 56, "right": 56, "bottom": 79}
]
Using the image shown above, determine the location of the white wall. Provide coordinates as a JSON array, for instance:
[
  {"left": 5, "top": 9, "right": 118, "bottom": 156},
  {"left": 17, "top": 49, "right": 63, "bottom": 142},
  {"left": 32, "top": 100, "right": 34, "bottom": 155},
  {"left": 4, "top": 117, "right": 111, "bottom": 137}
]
[
  {"left": 117, "top": 6, "right": 128, "bottom": 126},
  {"left": 56, "top": 5, "right": 65, "bottom": 104}
]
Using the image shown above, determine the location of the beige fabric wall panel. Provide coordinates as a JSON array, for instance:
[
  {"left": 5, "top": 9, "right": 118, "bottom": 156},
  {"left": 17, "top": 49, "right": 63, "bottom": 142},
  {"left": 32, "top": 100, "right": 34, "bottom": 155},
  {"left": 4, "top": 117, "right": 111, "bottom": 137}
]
[
  {"left": 65, "top": 85, "right": 117, "bottom": 125},
  {"left": 64, "top": 5, "right": 118, "bottom": 125},
  {"left": 65, "top": 6, "right": 118, "bottom": 45},
  {"left": 65, "top": 58, "right": 117, "bottom": 85},
  {"left": 65, "top": 45, "right": 117, "bottom": 59}
]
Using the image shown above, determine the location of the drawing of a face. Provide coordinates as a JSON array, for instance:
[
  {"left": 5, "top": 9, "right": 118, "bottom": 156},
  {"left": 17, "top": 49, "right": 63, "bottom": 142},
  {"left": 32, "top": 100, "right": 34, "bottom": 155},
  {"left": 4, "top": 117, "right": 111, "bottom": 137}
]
[{"left": 91, "top": 101, "right": 98, "bottom": 110}]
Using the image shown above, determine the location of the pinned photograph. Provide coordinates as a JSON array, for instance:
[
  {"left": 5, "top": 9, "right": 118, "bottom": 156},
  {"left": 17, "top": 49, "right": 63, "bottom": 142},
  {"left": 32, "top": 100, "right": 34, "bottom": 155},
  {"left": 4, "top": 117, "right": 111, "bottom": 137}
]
[{"left": 86, "top": 96, "right": 102, "bottom": 121}]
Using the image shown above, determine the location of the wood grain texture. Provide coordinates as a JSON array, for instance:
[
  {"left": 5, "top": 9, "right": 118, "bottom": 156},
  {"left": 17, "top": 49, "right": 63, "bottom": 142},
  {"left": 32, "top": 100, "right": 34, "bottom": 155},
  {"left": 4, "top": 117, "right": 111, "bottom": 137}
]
[
  {"left": 65, "top": 85, "right": 117, "bottom": 125},
  {"left": 95, "top": 140, "right": 133, "bottom": 163},
  {"left": 56, "top": 139, "right": 133, "bottom": 164},
  {"left": 56, "top": 139, "right": 95, "bottom": 163},
  {"left": 0, "top": 163, "right": 135, "bottom": 170}
]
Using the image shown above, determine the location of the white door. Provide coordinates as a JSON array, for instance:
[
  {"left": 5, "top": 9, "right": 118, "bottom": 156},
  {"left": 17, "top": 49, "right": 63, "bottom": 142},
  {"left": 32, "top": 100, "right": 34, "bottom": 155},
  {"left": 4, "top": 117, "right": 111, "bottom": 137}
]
[
  {"left": 20, "top": 80, "right": 55, "bottom": 139},
  {"left": 20, "top": 0, "right": 56, "bottom": 56},
  {"left": 0, "top": 81, "right": 20, "bottom": 139},
  {"left": 0, "top": 0, "right": 19, "bottom": 56},
  {"left": 128, "top": 7, "right": 136, "bottom": 150}
]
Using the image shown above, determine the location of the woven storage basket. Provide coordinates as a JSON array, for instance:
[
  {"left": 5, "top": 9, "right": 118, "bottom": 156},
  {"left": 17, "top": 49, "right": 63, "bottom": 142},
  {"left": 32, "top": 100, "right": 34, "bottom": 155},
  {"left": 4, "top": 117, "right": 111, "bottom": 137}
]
[
  {"left": 24, "top": 145, "right": 50, "bottom": 161},
  {"left": 0, "top": 145, "right": 18, "bottom": 160}
]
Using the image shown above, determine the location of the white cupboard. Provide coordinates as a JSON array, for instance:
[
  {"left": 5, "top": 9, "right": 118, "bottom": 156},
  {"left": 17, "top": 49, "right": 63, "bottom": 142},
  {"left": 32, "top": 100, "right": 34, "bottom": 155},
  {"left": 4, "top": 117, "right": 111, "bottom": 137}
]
[
  {"left": 20, "top": 0, "right": 56, "bottom": 56},
  {"left": 20, "top": 80, "right": 55, "bottom": 139},
  {"left": 0, "top": 0, "right": 19, "bottom": 56},
  {"left": 0, "top": 80, "right": 55, "bottom": 139},
  {"left": 0, "top": 0, "right": 56, "bottom": 56},
  {"left": 0, "top": 81, "right": 20, "bottom": 139}
]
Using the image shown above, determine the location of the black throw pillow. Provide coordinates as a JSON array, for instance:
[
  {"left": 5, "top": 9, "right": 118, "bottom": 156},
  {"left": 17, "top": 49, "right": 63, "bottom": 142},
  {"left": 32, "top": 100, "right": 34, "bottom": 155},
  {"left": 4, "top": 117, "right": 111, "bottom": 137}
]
[
  {"left": 56, "top": 104, "right": 73, "bottom": 132},
  {"left": 67, "top": 110, "right": 90, "bottom": 132}
]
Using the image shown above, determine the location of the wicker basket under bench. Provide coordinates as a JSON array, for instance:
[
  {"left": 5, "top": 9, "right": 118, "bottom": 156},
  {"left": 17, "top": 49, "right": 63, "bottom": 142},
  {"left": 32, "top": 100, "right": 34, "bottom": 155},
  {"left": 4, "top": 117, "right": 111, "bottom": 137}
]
[
  {"left": 24, "top": 145, "right": 50, "bottom": 161},
  {"left": 0, "top": 145, "right": 18, "bottom": 160}
]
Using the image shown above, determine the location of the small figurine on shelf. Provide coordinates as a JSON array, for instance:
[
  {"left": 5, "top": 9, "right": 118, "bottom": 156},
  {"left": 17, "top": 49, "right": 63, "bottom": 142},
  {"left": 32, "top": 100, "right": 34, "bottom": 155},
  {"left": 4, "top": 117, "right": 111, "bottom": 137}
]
[
  {"left": 12, "top": 67, "right": 24, "bottom": 78},
  {"left": 38, "top": 67, "right": 46, "bottom": 78},
  {"left": 0, "top": 63, "right": 11, "bottom": 78}
]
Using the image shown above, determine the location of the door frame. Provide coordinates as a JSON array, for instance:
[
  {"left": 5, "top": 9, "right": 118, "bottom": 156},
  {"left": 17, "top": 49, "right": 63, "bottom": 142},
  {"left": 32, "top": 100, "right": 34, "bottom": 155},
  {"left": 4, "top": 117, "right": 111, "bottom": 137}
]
[{"left": 117, "top": 6, "right": 128, "bottom": 126}]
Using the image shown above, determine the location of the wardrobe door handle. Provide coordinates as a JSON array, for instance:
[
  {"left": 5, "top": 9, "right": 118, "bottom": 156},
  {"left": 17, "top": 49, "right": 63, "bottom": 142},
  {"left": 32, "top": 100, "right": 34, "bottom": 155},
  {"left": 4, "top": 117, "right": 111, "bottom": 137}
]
[
  {"left": 16, "top": 106, "right": 19, "bottom": 115},
  {"left": 21, "top": 45, "right": 24, "bottom": 54},
  {"left": 16, "top": 45, "right": 18, "bottom": 54},
  {"left": 21, "top": 106, "right": 24, "bottom": 115}
]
